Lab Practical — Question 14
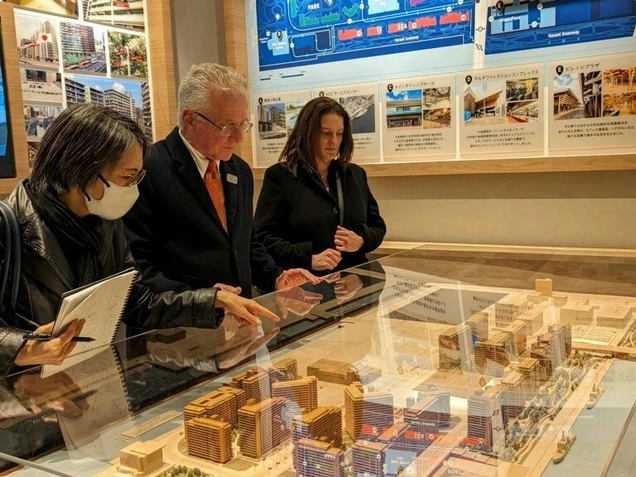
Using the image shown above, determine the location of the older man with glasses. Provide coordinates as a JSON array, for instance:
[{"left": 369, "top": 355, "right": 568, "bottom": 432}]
[{"left": 123, "top": 63, "right": 318, "bottom": 302}]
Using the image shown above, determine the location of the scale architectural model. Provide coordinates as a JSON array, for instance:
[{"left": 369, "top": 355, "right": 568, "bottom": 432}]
[{"left": 98, "top": 276, "right": 636, "bottom": 477}]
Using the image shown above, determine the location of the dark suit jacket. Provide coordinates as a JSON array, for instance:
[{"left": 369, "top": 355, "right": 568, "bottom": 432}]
[
  {"left": 124, "top": 127, "right": 282, "bottom": 298},
  {"left": 254, "top": 162, "right": 386, "bottom": 275}
]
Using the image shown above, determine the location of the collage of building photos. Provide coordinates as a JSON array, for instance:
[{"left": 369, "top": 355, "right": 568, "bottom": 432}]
[{"left": 13, "top": 0, "right": 149, "bottom": 168}]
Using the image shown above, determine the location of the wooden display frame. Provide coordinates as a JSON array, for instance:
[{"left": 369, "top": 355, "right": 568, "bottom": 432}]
[
  {"left": 0, "top": 2, "right": 30, "bottom": 195},
  {"left": 222, "top": 1, "right": 636, "bottom": 179},
  {"left": 0, "top": 0, "right": 178, "bottom": 195}
]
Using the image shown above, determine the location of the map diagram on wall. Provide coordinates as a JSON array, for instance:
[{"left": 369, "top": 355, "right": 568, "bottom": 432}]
[
  {"left": 485, "top": 0, "right": 636, "bottom": 55},
  {"left": 257, "top": 0, "right": 475, "bottom": 71}
]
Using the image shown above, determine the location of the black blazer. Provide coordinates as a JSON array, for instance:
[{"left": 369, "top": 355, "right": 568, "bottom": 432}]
[
  {"left": 124, "top": 127, "right": 281, "bottom": 297},
  {"left": 254, "top": 162, "right": 386, "bottom": 274}
]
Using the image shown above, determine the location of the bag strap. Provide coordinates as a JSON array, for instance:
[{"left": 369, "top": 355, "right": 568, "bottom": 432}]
[{"left": 0, "top": 201, "right": 21, "bottom": 314}]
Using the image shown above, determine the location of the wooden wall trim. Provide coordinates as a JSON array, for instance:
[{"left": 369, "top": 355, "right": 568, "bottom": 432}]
[
  {"left": 223, "top": 0, "right": 252, "bottom": 165},
  {"left": 146, "top": 0, "right": 177, "bottom": 141},
  {"left": 0, "top": 3, "right": 31, "bottom": 195}
]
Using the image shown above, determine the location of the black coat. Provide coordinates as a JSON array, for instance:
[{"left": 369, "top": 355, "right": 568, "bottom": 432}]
[
  {"left": 124, "top": 127, "right": 282, "bottom": 297},
  {"left": 0, "top": 180, "right": 222, "bottom": 376},
  {"left": 254, "top": 162, "right": 386, "bottom": 274}
]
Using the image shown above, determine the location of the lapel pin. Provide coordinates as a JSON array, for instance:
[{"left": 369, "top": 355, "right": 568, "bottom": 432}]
[{"left": 226, "top": 174, "right": 238, "bottom": 184}]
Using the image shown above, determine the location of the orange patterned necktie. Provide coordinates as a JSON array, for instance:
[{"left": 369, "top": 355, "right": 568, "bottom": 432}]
[{"left": 204, "top": 160, "right": 227, "bottom": 230}]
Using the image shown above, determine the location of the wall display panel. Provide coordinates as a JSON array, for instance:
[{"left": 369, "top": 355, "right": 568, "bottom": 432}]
[
  {"left": 239, "top": 0, "right": 636, "bottom": 175},
  {"left": 13, "top": 4, "right": 152, "bottom": 171},
  {"left": 382, "top": 74, "right": 456, "bottom": 162},
  {"left": 7, "top": 0, "right": 79, "bottom": 18},
  {"left": 254, "top": 88, "right": 310, "bottom": 167},
  {"left": 82, "top": 0, "right": 145, "bottom": 32},
  {"left": 314, "top": 82, "right": 381, "bottom": 164},
  {"left": 548, "top": 52, "right": 636, "bottom": 155},
  {"left": 459, "top": 63, "right": 544, "bottom": 158}
]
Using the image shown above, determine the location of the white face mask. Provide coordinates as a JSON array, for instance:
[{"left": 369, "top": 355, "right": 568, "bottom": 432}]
[{"left": 84, "top": 177, "right": 139, "bottom": 220}]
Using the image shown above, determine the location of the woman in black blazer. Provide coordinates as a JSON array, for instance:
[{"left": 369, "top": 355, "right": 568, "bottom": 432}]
[{"left": 254, "top": 97, "right": 386, "bottom": 277}]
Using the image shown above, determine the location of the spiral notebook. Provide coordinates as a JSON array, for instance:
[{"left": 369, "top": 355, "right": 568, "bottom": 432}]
[{"left": 40, "top": 267, "right": 137, "bottom": 378}]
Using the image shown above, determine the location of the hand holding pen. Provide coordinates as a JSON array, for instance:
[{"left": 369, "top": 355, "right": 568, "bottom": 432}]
[{"left": 15, "top": 319, "right": 86, "bottom": 367}]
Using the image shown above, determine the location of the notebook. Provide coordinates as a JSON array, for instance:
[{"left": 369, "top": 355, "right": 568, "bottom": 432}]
[{"left": 40, "top": 267, "right": 137, "bottom": 378}]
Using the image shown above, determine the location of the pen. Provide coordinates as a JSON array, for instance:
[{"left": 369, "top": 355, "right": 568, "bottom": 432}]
[{"left": 22, "top": 333, "right": 95, "bottom": 343}]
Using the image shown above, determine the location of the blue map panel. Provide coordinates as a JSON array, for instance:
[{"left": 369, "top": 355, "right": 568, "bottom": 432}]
[
  {"left": 485, "top": 0, "right": 636, "bottom": 54},
  {"left": 257, "top": 0, "right": 475, "bottom": 71}
]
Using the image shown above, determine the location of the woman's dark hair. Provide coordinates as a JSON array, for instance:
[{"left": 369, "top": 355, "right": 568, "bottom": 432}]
[
  {"left": 279, "top": 96, "right": 354, "bottom": 176},
  {"left": 29, "top": 103, "right": 150, "bottom": 194}
]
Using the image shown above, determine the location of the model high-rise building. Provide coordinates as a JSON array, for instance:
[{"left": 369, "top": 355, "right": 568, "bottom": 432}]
[
  {"left": 229, "top": 368, "right": 272, "bottom": 402},
  {"left": 184, "top": 387, "right": 245, "bottom": 427},
  {"left": 185, "top": 417, "right": 232, "bottom": 463},
  {"left": 272, "top": 376, "right": 318, "bottom": 413},
  {"left": 466, "top": 385, "right": 504, "bottom": 449},
  {"left": 530, "top": 325, "right": 571, "bottom": 377},
  {"left": 438, "top": 324, "right": 474, "bottom": 371},
  {"left": 344, "top": 382, "right": 393, "bottom": 440},
  {"left": 292, "top": 407, "right": 342, "bottom": 469},
  {"left": 295, "top": 438, "right": 346, "bottom": 477},
  {"left": 351, "top": 440, "right": 387, "bottom": 477},
  {"left": 238, "top": 397, "right": 289, "bottom": 458},
  {"left": 501, "top": 371, "right": 525, "bottom": 427}
]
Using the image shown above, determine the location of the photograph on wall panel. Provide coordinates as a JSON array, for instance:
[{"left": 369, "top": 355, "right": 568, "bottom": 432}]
[
  {"left": 60, "top": 22, "right": 107, "bottom": 74},
  {"left": 24, "top": 103, "right": 63, "bottom": 168},
  {"left": 107, "top": 30, "right": 147, "bottom": 78},
  {"left": 548, "top": 52, "right": 636, "bottom": 155},
  {"left": 9, "top": 0, "right": 78, "bottom": 18},
  {"left": 64, "top": 73, "right": 152, "bottom": 139},
  {"left": 253, "top": 89, "right": 311, "bottom": 167},
  {"left": 459, "top": 63, "right": 544, "bottom": 158},
  {"left": 381, "top": 74, "right": 456, "bottom": 162},
  {"left": 15, "top": 12, "right": 60, "bottom": 71},
  {"left": 312, "top": 83, "right": 380, "bottom": 164},
  {"left": 82, "top": 0, "right": 145, "bottom": 32}
]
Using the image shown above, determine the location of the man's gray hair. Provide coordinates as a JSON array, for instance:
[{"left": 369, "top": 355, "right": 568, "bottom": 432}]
[{"left": 178, "top": 63, "right": 249, "bottom": 128}]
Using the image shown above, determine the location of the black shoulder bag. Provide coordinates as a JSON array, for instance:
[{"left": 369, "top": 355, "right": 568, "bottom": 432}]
[{"left": 0, "top": 201, "right": 21, "bottom": 320}]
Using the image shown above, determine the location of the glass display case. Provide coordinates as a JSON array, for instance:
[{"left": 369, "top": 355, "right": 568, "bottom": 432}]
[{"left": 2, "top": 244, "right": 636, "bottom": 477}]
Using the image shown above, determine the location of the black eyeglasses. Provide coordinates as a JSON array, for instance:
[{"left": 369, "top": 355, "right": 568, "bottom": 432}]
[{"left": 195, "top": 111, "right": 253, "bottom": 136}]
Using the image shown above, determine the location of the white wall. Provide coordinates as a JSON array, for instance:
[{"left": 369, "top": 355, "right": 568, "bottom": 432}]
[{"left": 171, "top": 3, "right": 636, "bottom": 250}]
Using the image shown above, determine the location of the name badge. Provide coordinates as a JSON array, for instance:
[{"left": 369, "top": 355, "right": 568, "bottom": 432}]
[{"left": 226, "top": 174, "right": 238, "bottom": 184}]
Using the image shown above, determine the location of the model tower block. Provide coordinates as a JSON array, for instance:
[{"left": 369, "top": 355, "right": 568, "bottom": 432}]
[
  {"left": 238, "top": 397, "right": 290, "bottom": 459},
  {"left": 295, "top": 438, "right": 346, "bottom": 477},
  {"left": 185, "top": 417, "right": 232, "bottom": 463},
  {"left": 228, "top": 369, "right": 272, "bottom": 402},
  {"left": 351, "top": 440, "right": 388, "bottom": 477},
  {"left": 465, "top": 385, "right": 504, "bottom": 451},
  {"left": 344, "top": 382, "right": 393, "bottom": 441},
  {"left": 272, "top": 375, "right": 318, "bottom": 413},
  {"left": 292, "top": 406, "right": 342, "bottom": 470},
  {"left": 273, "top": 357, "right": 298, "bottom": 381},
  {"left": 117, "top": 441, "right": 164, "bottom": 477},
  {"left": 184, "top": 386, "right": 245, "bottom": 427}
]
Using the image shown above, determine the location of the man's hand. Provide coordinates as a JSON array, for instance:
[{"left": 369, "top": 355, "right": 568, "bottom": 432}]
[
  {"left": 15, "top": 320, "right": 85, "bottom": 367},
  {"left": 215, "top": 290, "right": 280, "bottom": 326},
  {"left": 275, "top": 287, "right": 323, "bottom": 318},
  {"left": 275, "top": 268, "right": 321, "bottom": 290},
  {"left": 13, "top": 371, "right": 89, "bottom": 420},
  {"left": 334, "top": 225, "right": 364, "bottom": 253},
  {"left": 311, "top": 248, "right": 342, "bottom": 271},
  {"left": 333, "top": 273, "right": 364, "bottom": 303},
  {"left": 217, "top": 326, "right": 280, "bottom": 370}
]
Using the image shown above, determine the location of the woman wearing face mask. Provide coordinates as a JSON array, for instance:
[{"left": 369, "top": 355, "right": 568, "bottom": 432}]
[{"left": 0, "top": 104, "right": 278, "bottom": 376}]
